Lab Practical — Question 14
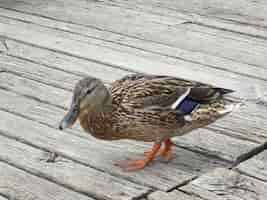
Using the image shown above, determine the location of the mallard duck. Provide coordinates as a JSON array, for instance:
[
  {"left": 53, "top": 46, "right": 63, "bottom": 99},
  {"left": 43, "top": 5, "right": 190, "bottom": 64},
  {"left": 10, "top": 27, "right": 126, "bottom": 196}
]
[{"left": 59, "top": 74, "right": 238, "bottom": 171}]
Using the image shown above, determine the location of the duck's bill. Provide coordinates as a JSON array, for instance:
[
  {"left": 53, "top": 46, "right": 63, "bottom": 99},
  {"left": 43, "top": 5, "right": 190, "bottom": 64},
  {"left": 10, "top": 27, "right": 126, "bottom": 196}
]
[{"left": 59, "top": 105, "right": 79, "bottom": 130}]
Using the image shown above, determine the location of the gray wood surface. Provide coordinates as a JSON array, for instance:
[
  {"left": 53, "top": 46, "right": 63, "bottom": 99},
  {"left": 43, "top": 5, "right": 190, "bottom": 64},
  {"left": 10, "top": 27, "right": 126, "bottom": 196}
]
[
  {"left": 181, "top": 168, "right": 267, "bottom": 200},
  {"left": 1, "top": 16, "right": 267, "bottom": 102},
  {"left": 174, "top": 128, "right": 257, "bottom": 162},
  {"left": 0, "top": 0, "right": 266, "bottom": 199},
  {"left": 0, "top": 134, "right": 149, "bottom": 200},
  {"left": 0, "top": 162, "right": 93, "bottom": 200},
  {"left": 148, "top": 190, "right": 203, "bottom": 200},
  {"left": 2, "top": 38, "right": 266, "bottom": 102},
  {"left": 97, "top": 0, "right": 267, "bottom": 38},
  {"left": 1, "top": 0, "right": 267, "bottom": 72},
  {"left": 118, "top": 0, "right": 267, "bottom": 28},
  {"left": 0, "top": 109, "right": 197, "bottom": 191},
  {"left": 237, "top": 150, "right": 267, "bottom": 182},
  {"left": 179, "top": 184, "right": 242, "bottom": 200},
  {"left": 209, "top": 102, "right": 267, "bottom": 143},
  {"left": 0, "top": 8, "right": 266, "bottom": 82}
]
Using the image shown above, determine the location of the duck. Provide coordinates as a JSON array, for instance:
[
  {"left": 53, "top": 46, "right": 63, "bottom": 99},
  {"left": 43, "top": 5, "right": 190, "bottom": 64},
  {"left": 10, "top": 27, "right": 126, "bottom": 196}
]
[{"left": 59, "top": 74, "right": 238, "bottom": 171}]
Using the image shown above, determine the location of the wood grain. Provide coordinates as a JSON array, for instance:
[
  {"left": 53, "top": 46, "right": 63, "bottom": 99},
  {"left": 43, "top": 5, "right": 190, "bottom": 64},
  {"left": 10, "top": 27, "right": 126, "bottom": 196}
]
[
  {"left": 1, "top": 21, "right": 267, "bottom": 101},
  {"left": 118, "top": 0, "right": 267, "bottom": 28},
  {"left": 0, "top": 8, "right": 266, "bottom": 82},
  {"left": 181, "top": 168, "right": 267, "bottom": 200},
  {"left": 0, "top": 134, "right": 149, "bottom": 200},
  {"left": 0, "top": 162, "right": 93, "bottom": 200},
  {"left": 148, "top": 190, "right": 203, "bottom": 200},
  {"left": 95, "top": 0, "right": 267, "bottom": 39},
  {"left": 1, "top": 0, "right": 267, "bottom": 71},
  {"left": 237, "top": 150, "right": 267, "bottom": 182},
  {"left": 0, "top": 0, "right": 266, "bottom": 199},
  {"left": 0, "top": 108, "right": 199, "bottom": 191},
  {"left": 174, "top": 128, "right": 257, "bottom": 162}
]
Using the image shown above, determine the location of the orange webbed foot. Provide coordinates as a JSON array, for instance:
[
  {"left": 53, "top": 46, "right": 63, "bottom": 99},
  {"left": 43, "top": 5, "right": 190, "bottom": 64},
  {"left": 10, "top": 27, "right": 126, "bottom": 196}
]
[
  {"left": 114, "top": 159, "right": 148, "bottom": 171},
  {"left": 114, "top": 143, "right": 161, "bottom": 171}
]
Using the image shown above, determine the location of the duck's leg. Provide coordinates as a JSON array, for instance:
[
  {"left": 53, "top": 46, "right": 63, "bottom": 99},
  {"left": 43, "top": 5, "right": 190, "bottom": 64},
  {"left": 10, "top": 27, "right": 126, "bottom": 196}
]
[
  {"left": 114, "top": 143, "right": 161, "bottom": 171},
  {"left": 144, "top": 139, "right": 174, "bottom": 161},
  {"left": 159, "top": 139, "right": 174, "bottom": 161}
]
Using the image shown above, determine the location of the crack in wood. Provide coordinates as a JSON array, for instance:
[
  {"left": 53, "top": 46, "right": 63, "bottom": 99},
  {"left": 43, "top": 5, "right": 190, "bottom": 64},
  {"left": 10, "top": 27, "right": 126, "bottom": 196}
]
[{"left": 230, "top": 142, "right": 267, "bottom": 169}]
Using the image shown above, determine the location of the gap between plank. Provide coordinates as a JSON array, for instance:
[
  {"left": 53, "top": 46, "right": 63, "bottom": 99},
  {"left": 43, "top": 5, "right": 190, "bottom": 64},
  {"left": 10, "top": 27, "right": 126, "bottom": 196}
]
[
  {"left": 1, "top": 9, "right": 267, "bottom": 81},
  {"left": 230, "top": 142, "right": 267, "bottom": 169},
  {"left": 0, "top": 156, "right": 100, "bottom": 200},
  {"left": 0, "top": 126, "right": 159, "bottom": 193}
]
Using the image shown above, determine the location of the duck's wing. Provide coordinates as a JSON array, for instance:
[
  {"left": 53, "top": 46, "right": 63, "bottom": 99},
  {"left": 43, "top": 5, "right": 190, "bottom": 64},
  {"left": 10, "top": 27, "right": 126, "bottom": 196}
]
[{"left": 111, "top": 74, "right": 233, "bottom": 114}]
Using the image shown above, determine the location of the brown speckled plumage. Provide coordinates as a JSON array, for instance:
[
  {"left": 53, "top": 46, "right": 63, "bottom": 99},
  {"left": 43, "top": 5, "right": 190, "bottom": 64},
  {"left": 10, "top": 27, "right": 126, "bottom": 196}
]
[
  {"left": 75, "top": 74, "right": 235, "bottom": 142},
  {"left": 59, "top": 74, "right": 238, "bottom": 170}
]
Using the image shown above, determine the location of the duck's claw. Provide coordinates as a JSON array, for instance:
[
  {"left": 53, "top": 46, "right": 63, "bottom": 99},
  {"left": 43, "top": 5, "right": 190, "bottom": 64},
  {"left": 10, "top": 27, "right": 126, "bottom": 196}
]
[
  {"left": 114, "top": 159, "right": 148, "bottom": 171},
  {"left": 159, "top": 148, "right": 173, "bottom": 162},
  {"left": 114, "top": 143, "right": 161, "bottom": 171}
]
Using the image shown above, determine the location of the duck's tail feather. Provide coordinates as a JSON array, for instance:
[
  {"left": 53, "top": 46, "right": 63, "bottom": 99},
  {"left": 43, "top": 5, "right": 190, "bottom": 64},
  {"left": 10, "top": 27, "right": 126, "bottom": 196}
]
[{"left": 216, "top": 88, "right": 235, "bottom": 95}]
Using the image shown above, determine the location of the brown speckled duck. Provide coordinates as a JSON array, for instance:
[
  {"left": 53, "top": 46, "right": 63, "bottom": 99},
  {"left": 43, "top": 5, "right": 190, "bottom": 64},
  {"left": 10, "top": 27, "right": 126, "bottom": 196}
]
[{"left": 59, "top": 74, "right": 238, "bottom": 171}]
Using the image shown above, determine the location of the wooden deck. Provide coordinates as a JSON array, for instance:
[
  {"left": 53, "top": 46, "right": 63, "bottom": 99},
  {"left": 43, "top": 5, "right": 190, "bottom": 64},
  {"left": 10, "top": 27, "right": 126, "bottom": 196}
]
[{"left": 0, "top": 0, "right": 267, "bottom": 199}]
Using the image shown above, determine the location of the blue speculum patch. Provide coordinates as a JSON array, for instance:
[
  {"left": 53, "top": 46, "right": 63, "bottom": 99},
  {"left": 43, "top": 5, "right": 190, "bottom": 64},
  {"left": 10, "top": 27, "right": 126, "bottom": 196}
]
[{"left": 177, "top": 98, "right": 199, "bottom": 114}]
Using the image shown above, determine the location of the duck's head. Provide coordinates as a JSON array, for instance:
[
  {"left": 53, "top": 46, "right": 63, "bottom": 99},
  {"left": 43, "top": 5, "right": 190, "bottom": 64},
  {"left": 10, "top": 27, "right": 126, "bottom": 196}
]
[{"left": 59, "top": 76, "right": 110, "bottom": 130}]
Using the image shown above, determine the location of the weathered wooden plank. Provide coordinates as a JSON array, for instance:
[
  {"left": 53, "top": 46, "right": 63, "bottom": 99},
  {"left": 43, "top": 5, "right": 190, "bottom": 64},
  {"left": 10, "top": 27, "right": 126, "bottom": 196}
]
[
  {"left": 0, "top": 72, "right": 71, "bottom": 108},
  {"left": 0, "top": 70, "right": 259, "bottom": 163},
  {"left": 97, "top": 0, "right": 267, "bottom": 39},
  {"left": 1, "top": 0, "right": 267, "bottom": 70},
  {"left": 0, "top": 0, "right": 186, "bottom": 28},
  {"left": 148, "top": 190, "right": 203, "bottom": 200},
  {"left": 181, "top": 168, "right": 267, "bottom": 200},
  {"left": 180, "top": 1, "right": 267, "bottom": 28},
  {"left": 0, "top": 108, "right": 200, "bottom": 191},
  {"left": 0, "top": 83, "right": 85, "bottom": 138},
  {"left": 0, "top": 54, "right": 82, "bottom": 91},
  {"left": 103, "top": 0, "right": 267, "bottom": 28},
  {"left": 0, "top": 48, "right": 127, "bottom": 88},
  {"left": 173, "top": 128, "right": 257, "bottom": 162},
  {"left": 0, "top": 134, "right": 149, "bottom": 200},
  {"left": 0, "top": 162, "right": 93, "bottom": 200},
  {"left": 1, "top": 21, "right": 267, "bottom": 101},
  {"left": 209, "top": 102, "right": 267, "bottom": 143},
  {"left": 236, "top": 150, "right": 267, "bottom": 182},
  {"left": 3, "top": 39, "right": 267, "bottom": 102},
  {"left": 179, "top": 184, "right": 242, "bottom": 200},
  {"left": 1, "top": 8, "right": 267, "bottom": 82}
]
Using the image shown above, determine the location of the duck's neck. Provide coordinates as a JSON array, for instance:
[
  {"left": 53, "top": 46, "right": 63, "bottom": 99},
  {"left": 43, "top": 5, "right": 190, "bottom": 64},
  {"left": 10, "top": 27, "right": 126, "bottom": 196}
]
[{"left": 78, "top": 96, "right": 114, "bottom": 139}]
